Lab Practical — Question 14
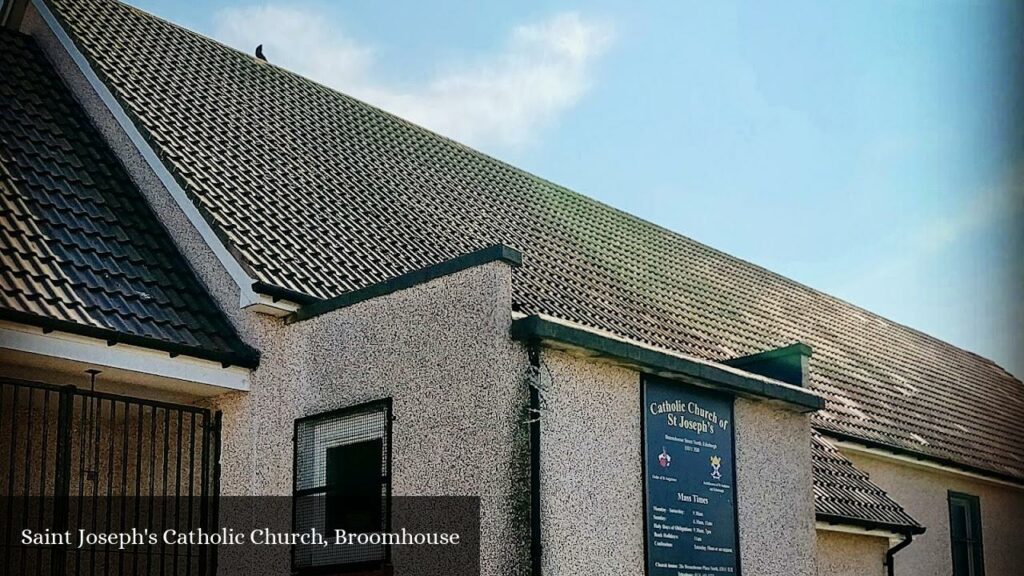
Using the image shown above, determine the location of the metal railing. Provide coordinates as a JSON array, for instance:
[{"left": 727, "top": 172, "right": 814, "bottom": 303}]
[{"left": 0, "top": 377, "right": 222, "bottom": 575}]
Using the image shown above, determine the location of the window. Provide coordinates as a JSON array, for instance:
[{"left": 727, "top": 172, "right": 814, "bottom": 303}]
[
  {"left": 293, "top": 399, "right": 392, "bottom": 573},
  {"left": 948, "top": 491, "right": 984, "bottom": 576}
]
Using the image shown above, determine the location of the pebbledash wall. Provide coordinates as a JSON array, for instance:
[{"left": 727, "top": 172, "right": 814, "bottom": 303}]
[
  {"left": 205, "top": 255, "right": 825, "bottom": 576},
  {"left": 844, "top": 450, "right": 1024, "bottom": 576},
  {"left": 212, "top": 261, "right": 531, "bottom": 575},
  {"left": 814, "top": 532, "right": 888, "bottom": 576},
  {"left": 537, "top": 349, "right": 819, "bottom": 575}
]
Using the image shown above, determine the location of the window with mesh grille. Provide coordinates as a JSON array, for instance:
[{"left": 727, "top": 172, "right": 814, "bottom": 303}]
[
  {"left": 293, "top": 399, "right": 392, "bottom": 572},
  {"left": 948, "top": 491, "right": 985, "bottom": 576}
]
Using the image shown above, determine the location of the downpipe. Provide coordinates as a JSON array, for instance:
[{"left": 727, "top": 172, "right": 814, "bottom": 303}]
[
  {"left": 884, "top": 533, "right": 914, "bottom": 576},
  {"left": 527, "top": 343, "right": 543, "bottom": 576}
]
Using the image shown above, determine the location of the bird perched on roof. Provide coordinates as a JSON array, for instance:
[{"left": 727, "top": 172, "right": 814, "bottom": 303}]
[{"left": 255, "top": 44, "right": 267, "bottom": 62}]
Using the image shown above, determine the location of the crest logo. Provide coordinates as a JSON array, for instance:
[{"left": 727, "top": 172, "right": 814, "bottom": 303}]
[
  {"left": 658, "top": 448, "right": 672, "bottom": 468},
  {"left": 710, "top": 455, "right": 722, "bottom": 480}
]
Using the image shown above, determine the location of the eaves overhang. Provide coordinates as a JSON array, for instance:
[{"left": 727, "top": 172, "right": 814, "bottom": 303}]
[
  {"left": 816, "top": 513, "right": 926, "bottom": 537},
  {"left": 0, "top": 322, "right": 252, "bottom": 393},
  {"left": 0, "top": 309, "right": 260, "bottom": 370},
  {"left": 814, "top": 519, "right": 924, "bottom": 545},
  {"left": 511, "top": 314, "right": 825, "bottom": 413}
]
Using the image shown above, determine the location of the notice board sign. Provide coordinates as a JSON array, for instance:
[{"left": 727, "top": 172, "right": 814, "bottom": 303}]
[{"left": 642, "top": 375, "right": 740, "bottom": 576}]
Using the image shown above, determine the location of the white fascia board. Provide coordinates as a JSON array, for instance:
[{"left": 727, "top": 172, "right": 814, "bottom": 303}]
[
  {"left": 814, "top": 522, "right": 902, "bottom": 545},
  {"left": 829, "top": 438, "right": 1024, "bottom": 491},
  {"left": 0, "top": 323, "right": 250, "bottom": 391},
  {"left": 30, "top": 0, "right": 295, "bottom": 315},
  {"left": 248, "top": 294, "right": 302, "bottom": 316}
]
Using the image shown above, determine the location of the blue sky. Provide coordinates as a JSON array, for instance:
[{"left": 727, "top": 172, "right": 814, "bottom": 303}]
[{"left": 128, "top": 0, "right": 1022, "bottom": 376}]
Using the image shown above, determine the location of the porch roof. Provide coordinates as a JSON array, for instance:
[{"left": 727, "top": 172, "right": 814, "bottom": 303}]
[
  {"left": 0, "top": 29, "right": 258, "bottom": 369},
  {"left": 812, "top": 432, "right": 923, "bottom": 535}
]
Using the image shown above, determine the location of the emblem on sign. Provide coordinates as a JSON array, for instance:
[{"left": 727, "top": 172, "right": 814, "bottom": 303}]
[
  {"left": 658, "top": 447, "right": 672, "bottom": 468},
  {"left": 710, "top": 455, "right": 722, "bottom": 480}
]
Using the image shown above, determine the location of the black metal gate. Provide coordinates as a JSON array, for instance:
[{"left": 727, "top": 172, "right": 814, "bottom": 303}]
[{"left": 0, "top": 377, "right": 221, "bottom": 576}]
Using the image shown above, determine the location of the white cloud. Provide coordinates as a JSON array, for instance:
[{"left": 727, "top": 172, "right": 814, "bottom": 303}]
[{"left": 211, "top": 6, "right": 614, "bottom": 148}]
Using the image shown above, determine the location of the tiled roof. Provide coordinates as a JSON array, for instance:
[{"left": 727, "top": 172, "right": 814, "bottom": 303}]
[
  {"left": 42, "top": 0, "right": 1024, "bottom": 482},
  {"left": 812, "top": 432, "right": 922, "bottom": 533},
  {"left": 0, "top": 28, "right": 257, "bottom": 368}
]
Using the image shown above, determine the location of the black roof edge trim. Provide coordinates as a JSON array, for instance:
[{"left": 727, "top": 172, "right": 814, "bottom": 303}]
[
  {"left": 723, "top": 341, "right": 813, "bottom": 366},
  {"left": 0, "top": 308, "right": 260, "bottom": 369},
  {"left": 510, "top": 315, "right": 824, "bottom": 412},
  {"left": 287, "top": 244, "right": 523, "bottom": 324},
  {"left": 816, "top": 513, "right": 926, "bottom": 536},
  {"left": 816, "top": 428, "right": 1024, "bottom": 486},
  {"left": 251, "top": 281, "right": 320, "bottom": 305}
]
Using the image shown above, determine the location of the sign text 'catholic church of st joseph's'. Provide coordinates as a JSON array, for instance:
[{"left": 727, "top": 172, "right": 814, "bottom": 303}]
[{"left": 643, "top": 376, "right": 741, "bottom": 576}]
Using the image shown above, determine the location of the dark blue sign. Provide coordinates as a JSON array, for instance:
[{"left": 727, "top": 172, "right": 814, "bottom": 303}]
[{"left": 643, "top": 376, "right": 739, "bottom": 576}]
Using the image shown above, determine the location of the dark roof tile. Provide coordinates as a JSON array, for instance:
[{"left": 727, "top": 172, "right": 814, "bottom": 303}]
[
  {"left": 812, "top": 432, "right": 922, "bottom": 533},
  {"left": 0, "top": 28, "right": 257, "bottom": 368}
]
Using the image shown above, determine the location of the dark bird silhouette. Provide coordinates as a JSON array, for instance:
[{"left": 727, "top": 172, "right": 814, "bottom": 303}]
[{"left": 255, "top": 44, "right": 267, "bottom": 62}]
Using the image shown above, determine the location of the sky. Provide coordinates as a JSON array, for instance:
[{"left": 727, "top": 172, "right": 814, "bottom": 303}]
[{"left": 126, "top": 0, "right": 1023, "bottom": 377}]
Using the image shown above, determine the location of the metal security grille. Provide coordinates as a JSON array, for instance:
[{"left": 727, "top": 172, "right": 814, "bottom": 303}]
[
  {"left": 293, "top": 399, "right": 391, "bottom": 573},
  {"left": 948, "top": 491, "right": 985, "bottom": 576},
  {"left": 0, "top": 377, "right": 222, "bottom": 576}
]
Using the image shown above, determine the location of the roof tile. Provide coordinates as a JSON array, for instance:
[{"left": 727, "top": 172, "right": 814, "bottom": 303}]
[
  {"left": 45, "top": 0, "right": 1021, "bottom": 479},
  {"left": 26, "top": 0, "right": 1022, "bottom": 528},
  {"left": 812, "top": 432, "right": 922, "bottom": 533},
  {"left": 0, "top": 28, "right": 256, "bottom": 368}
]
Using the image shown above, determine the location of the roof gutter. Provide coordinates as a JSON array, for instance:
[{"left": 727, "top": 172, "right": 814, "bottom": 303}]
[
  {"left": 25, "top": 0, "right": 291, "bottom": 315},
  {"left": 815, "top": 513, "right": 925, "bottom": 539},
  {"left": 510, "top": 314, "right": 824, "bottom": 412}
]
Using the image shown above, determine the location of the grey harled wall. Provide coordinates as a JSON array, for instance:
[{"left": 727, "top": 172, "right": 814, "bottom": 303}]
[
  {"left": 844, "top": 450, "right": 1024, "bottom": 576},
  {"left": 538, "top": 350, "right": 645, "bottom": 573},
  {"left": 538, "top": 349, "right": 818, "bottom": 576},
  {"left": 733, "top": 396, "right": 817, "bottom": 575},
  {"left": 214, "top": 261, "right": 531, "bottom": 575},
  {"left": 815, "top": 531, "right": 887, "bottom": 576}
]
